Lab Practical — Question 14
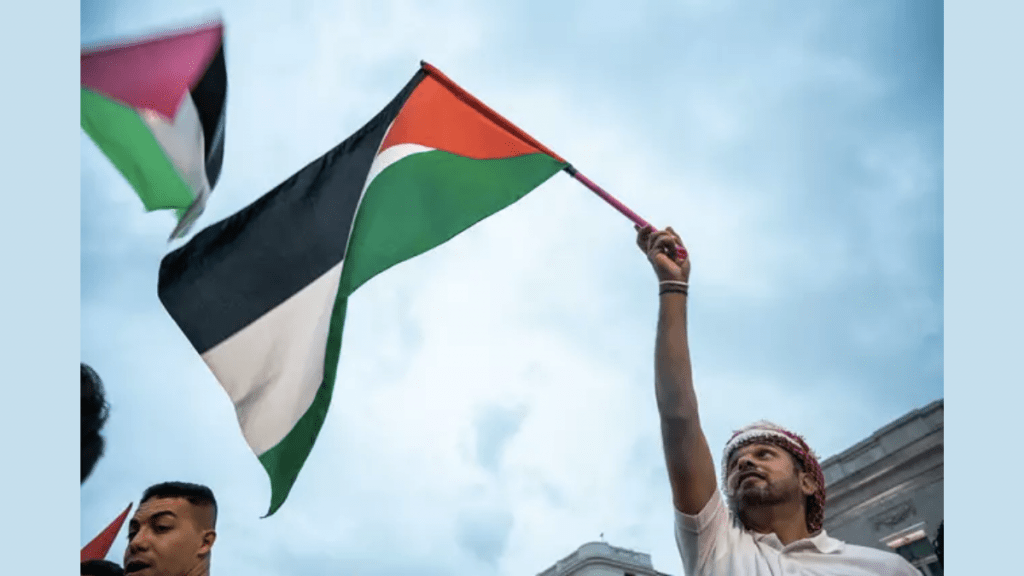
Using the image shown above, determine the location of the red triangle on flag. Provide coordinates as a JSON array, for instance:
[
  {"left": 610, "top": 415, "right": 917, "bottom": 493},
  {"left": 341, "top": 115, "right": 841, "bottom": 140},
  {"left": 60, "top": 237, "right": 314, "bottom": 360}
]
[
  {"left": 81, "top": 21, "right": 223, "bottom": 119},
  {"left": 82, "top": 503, "right": 133, "bottom": 562}
]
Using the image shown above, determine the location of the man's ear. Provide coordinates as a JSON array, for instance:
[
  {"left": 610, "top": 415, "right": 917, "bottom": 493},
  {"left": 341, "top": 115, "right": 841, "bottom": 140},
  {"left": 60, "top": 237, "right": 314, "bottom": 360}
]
[
  {"left": 800, "top": 470, "right": 817, "bottom": 497},
  {"left": 198, "top": 530, "right": 217, "bottom": 555}
]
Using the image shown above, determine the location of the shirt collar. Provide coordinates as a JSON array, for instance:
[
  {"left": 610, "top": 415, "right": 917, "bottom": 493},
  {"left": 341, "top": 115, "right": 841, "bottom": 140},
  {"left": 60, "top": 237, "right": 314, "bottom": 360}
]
[
  {"left": 807, "top": 530, "right": 844, "bottom": 554},
  {"left": 752, "top": 529, "right": 845, "bottom": 554}
]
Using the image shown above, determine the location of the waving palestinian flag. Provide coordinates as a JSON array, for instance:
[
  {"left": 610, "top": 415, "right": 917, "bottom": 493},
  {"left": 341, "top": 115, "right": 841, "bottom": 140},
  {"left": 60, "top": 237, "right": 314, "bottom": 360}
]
[
  {"left": 158, "top": 62, "right": 567, "bottom": 514},
  {"left": 81, "top": 21, "right": 226, "bottom": 239}
]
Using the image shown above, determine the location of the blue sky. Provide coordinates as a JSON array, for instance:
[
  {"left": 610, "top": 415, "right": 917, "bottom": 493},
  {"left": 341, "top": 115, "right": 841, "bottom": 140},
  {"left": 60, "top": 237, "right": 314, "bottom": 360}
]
[{"left": 81, "top": 1, "right": 941, "bottom": 574}]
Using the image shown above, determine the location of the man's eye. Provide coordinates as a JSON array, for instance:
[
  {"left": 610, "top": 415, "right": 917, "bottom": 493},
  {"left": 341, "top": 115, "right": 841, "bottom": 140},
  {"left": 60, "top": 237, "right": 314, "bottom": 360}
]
[
  {"left": 155, "top": 525, "right": 172, "bottom": 533},
  {"left": 127, "top": 531, "right": 137, "bottom": 540}
]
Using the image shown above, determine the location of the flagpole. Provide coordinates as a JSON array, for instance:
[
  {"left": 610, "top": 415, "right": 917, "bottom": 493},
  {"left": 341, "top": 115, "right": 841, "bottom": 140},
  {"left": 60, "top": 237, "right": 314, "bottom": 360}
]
[{"left": 563, "top": 166, "right": 687, "bottom": 260}]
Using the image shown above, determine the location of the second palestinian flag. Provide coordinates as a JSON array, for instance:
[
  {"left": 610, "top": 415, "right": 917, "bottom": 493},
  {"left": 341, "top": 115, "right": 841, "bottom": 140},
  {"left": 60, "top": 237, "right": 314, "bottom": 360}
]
[
  {"left": 158, "top": 62, "right": 567, "bottom": 515},
  {"left": 81, "top": 21, "right": 227, "bottom": 239}
]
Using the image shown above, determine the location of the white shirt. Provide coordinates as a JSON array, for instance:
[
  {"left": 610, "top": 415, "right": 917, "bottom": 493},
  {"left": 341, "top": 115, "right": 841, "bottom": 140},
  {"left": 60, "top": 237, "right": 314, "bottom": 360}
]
[{"left": 675, "top": 490, "right": 921, "bottom": 576}]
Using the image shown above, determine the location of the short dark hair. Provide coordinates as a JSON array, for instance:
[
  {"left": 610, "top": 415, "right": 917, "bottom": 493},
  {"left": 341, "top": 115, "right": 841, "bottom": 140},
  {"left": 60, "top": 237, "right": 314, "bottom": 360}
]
[
  {"left": 141, "top": 481, "right": 218, "bottom": 525},
  {"left": 81, "top": 559, "right": 124, "bottom": 576},
  {"left": 81, "top": 363, "right": 109, "bottom": 483}
]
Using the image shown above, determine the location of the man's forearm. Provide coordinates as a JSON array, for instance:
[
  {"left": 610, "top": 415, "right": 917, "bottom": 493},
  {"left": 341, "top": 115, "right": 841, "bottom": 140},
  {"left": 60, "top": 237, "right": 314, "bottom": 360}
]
[{"left": 654, "top": 294, "right": 698, "bottom": 420}]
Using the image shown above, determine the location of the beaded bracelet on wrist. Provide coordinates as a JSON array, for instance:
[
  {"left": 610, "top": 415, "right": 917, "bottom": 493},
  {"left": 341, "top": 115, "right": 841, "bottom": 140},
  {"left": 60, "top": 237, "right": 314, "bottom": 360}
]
[{"left": 659, "top": 280, "right": 689, "bottom": 297}]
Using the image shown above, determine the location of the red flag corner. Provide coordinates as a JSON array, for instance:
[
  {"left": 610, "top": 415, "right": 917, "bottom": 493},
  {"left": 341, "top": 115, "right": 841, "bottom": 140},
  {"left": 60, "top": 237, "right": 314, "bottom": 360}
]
[{"left": 82, "top": 502, "right": 133, "bottom": 562}]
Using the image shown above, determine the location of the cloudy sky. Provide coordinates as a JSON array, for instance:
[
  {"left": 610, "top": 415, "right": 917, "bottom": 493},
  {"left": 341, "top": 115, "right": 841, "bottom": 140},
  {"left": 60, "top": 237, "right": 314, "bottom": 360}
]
[{"left": 80, "top": 1, "right": 942, "bottom": 574}]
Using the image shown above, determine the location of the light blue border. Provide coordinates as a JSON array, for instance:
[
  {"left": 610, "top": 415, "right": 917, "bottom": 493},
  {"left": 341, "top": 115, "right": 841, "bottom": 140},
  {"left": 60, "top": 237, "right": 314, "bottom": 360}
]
[
  {"left": 0, "top": 0, "right": 79, "bottom": 571},
  {"left": 946, "top": 0, "right": 1022, "bottom": 572}
]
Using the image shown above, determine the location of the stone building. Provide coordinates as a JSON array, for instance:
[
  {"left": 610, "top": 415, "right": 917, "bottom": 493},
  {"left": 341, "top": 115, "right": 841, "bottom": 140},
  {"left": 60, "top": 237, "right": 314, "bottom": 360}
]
[
  {"left": 821, "top": 399, "right": 943, "bottom": 576},
  {"left": 536, "top": 541, "right": 673, "bottom": 576}
]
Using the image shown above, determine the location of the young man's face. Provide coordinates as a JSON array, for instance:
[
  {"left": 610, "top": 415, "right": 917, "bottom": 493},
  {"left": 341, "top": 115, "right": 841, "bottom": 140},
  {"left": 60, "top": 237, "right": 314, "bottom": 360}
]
[
  {"left": 123, "top": 497, "right": 214, "bottom": 576},
  {"left": 726, "top": 442, "right": 811, "bottom": 509}
]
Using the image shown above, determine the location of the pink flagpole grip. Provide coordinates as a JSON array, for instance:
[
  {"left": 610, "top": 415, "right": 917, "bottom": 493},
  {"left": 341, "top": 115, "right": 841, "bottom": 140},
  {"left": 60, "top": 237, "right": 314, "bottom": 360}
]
[{"left": 566, "top": 167, "right": 687, "bottom": 260}]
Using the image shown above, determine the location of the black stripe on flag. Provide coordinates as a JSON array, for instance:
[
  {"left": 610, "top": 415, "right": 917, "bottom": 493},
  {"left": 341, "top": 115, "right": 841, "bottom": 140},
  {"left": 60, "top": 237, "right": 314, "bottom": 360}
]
[
  {"left": 190, "top": 44, "right": 227, "bottom": 188},
  {"left": 159, "top": 69, "right": 428, "bottom": 354}
]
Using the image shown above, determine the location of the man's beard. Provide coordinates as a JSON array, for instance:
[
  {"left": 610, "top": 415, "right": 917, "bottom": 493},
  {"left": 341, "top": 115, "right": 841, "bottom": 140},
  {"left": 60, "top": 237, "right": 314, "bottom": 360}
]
[{"left": 731, "top": 477, "right": 792, "bottom": 509}]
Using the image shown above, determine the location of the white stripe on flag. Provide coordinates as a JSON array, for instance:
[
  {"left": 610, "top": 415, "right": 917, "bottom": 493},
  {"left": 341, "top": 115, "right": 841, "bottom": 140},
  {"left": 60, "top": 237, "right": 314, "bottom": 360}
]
[
  {"left": 200, "top": 261, "right": 344, "bottom": 455},
  {"left": 362, "top": 142, "right": 432, "bottom": 196},
  {"left": 140, "top": 94, "right": 212, "bottom": 203}
]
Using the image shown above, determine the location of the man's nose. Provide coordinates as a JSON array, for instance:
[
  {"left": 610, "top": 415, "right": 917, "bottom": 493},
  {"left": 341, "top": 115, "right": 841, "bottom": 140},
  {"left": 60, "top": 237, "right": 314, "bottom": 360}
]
[{"left": 127, "top": 529, "right": 150, "bottom": 554}]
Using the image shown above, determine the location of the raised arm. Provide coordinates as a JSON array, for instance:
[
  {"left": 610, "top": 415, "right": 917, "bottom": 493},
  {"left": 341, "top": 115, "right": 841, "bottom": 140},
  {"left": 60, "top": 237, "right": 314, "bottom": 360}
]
[{"left": 637, "top": 226, "right": 717, "bottom": 515}]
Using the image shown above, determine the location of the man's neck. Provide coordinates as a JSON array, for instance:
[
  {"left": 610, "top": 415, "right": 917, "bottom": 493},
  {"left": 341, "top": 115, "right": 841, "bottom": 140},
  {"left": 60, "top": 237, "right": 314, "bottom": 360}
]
[
  {"left": 740, "top": 503, "right": 812, "bottom": 546},
  {"left": 184, "top": 558, "right": 211, "bottom": 576}
]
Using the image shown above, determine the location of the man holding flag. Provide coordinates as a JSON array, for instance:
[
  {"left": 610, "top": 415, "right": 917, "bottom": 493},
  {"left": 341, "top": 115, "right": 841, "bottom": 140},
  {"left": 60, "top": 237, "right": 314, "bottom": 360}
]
[{"left": 635, "top": 225, "right": 919, "bottom": 576}]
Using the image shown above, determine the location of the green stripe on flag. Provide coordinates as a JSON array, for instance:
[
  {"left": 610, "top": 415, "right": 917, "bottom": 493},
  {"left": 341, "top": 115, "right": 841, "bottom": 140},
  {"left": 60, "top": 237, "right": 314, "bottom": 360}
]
[
  {"left": 257, "top": 297, "right": 348, "bottom": 517},
  {"left": 340, "top": 150, "right": 567, "bottom": 295},
  {"left": 81, "top": 88, "right": 196, "bottom": 213}
]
